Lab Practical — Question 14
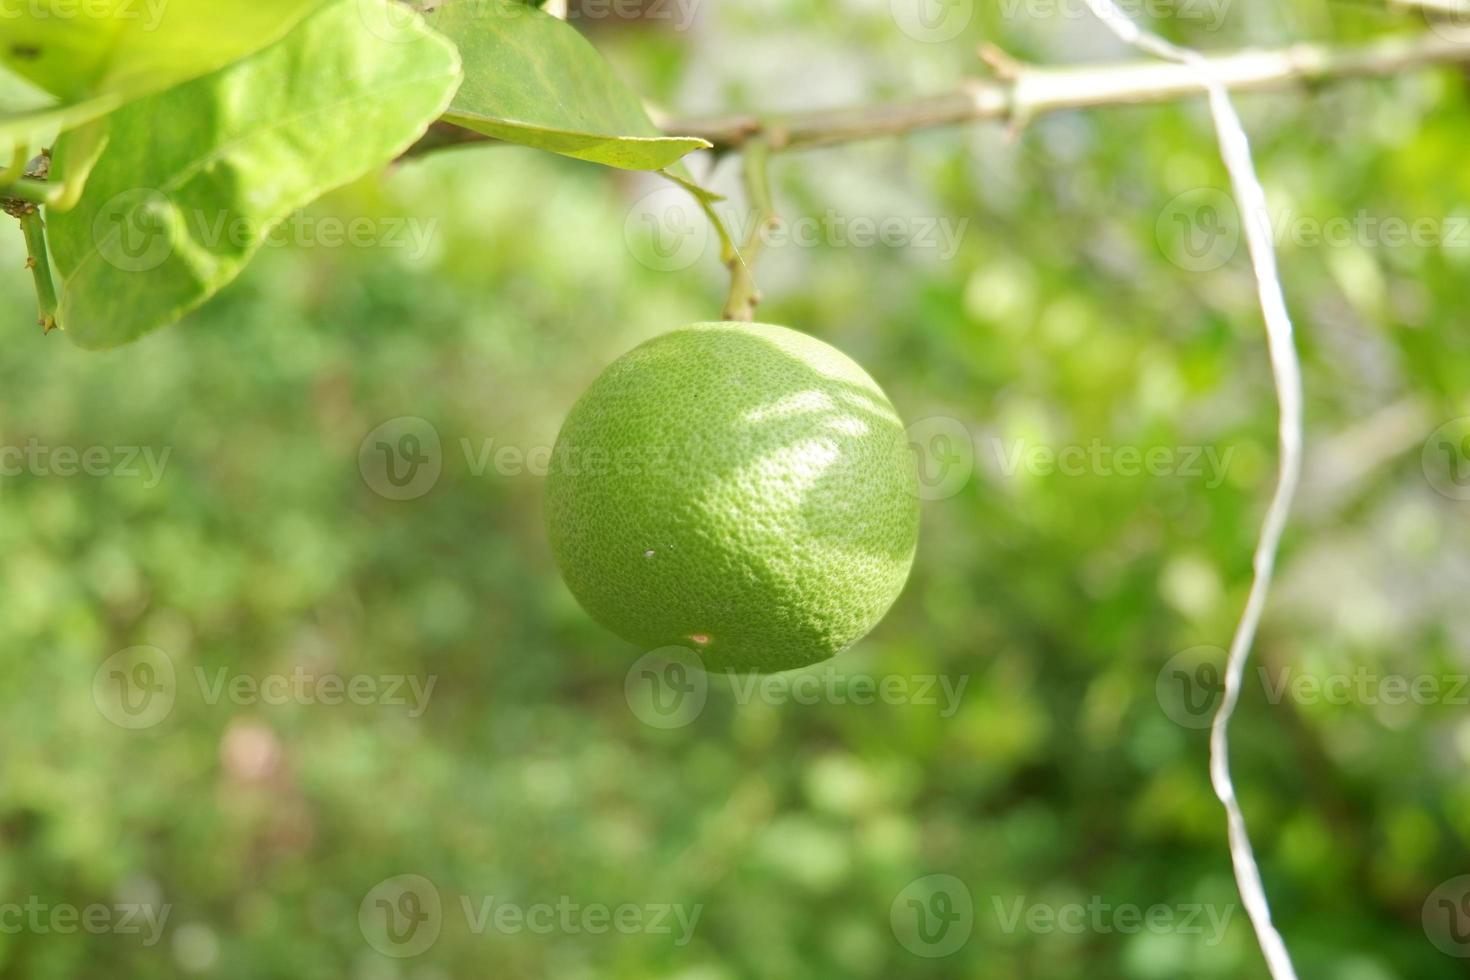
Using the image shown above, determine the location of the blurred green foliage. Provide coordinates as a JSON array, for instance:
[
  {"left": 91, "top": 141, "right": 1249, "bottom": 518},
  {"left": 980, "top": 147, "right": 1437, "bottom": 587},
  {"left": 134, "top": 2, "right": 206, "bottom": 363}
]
[{"left": 2, "top": 1, "right": 1469, "bottom": 977}]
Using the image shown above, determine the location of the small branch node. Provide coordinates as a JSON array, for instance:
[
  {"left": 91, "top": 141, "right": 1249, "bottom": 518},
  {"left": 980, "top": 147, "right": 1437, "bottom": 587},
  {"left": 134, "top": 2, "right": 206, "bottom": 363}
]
[{"left": 979, "top": 43, "right": 1027, "bottom": 81}]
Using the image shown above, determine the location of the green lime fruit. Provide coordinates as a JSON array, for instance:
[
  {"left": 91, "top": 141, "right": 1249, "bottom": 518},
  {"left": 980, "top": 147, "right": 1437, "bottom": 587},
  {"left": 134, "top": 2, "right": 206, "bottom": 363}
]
[{"left": 546, "top": 321, "right": 919, "bottom": 673}]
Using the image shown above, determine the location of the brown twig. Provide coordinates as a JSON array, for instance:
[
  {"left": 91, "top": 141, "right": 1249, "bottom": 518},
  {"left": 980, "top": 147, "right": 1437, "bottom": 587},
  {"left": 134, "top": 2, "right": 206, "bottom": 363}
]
[{"left": 404, "top": 27, "right": 1470, "bottom": 158}]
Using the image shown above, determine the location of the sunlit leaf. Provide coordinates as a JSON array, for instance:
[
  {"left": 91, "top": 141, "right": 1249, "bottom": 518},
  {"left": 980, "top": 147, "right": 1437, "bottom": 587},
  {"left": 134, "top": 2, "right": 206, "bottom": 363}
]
[
  {"left": 0, "top": 0, "right": 326, "bottom": 154},
  {"left": 48, "top": 117, "right": 111, "bottom": 210},
  {"left": 423, "top": 0, "right": 708, "bottom": 171},
  {"left": 46, "top": 0, "right": 463, "bottom": 349}
]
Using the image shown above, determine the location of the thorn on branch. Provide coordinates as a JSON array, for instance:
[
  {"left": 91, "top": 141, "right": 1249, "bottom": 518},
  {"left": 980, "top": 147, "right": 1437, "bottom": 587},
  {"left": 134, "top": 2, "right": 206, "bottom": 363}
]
[
  {"left": 2, "top": 150, "right": 53, "bottom": 218},
  {"left": 976, "top": 47, "right": 1034, "bottom": 139},
  {"left": 26, "top": 149, "right": 50, "bottom": 181},
  {"left": 979, "top": 43, "right": 1026, "bottom": 81}
]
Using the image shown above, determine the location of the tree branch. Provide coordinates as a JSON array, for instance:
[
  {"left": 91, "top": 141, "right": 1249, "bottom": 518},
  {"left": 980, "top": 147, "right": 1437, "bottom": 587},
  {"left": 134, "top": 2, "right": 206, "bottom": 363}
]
[
  {"left": 670, "top": 27, "right": 1470, "bottom": 152},
  {"left": 405, "top": 27, "right": 1470, "bottom": 160}
]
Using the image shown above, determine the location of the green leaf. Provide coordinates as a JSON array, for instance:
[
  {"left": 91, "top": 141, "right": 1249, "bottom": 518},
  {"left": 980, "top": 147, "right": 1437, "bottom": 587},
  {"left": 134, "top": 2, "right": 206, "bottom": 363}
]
[
  {"left": 422, "top": 0, "right": 708, "bottom": 171},
  {"left": 48, "top": 117, "right": 111, "bottom": 211},
  {"left": 46, "top": 0, "right": 463, "bottom": 350},
  {"left": 0, "top": 63, "right": 76, "bottom": 156},
  {"left": 0, "top": 0, "right": 326, "bottom": 154},
  {"left": 0, "top": 63, "right": 50, "bottom": 114},
  {"left": 0, "top": 0, "right": 326, "bottom": 99}
]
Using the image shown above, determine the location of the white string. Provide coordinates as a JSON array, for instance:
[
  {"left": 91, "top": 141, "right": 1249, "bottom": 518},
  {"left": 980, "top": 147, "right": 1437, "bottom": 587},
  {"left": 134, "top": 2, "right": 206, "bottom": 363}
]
[{"left": 1077, "top": 4, "right": 1304, "bottom": 979}]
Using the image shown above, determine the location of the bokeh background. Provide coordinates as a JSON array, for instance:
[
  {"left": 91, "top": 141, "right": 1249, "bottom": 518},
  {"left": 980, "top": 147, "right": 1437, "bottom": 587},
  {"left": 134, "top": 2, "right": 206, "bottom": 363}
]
[{"left": 3, "top": 0, "right": 1470, "bottom": 976}]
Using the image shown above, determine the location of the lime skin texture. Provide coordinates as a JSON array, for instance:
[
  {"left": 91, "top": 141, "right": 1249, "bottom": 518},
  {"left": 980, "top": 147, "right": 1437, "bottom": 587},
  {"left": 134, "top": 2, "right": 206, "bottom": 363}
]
[{"left": 546, "top": 321, "right": 920, "bottom": 674}]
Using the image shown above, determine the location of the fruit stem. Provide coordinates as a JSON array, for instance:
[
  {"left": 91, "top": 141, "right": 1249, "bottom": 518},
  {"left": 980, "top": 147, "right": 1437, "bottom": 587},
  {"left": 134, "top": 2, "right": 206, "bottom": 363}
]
[
  {"left": 18, "top": 210, "right": 59, "bottom": 334},
  {"left": 721, "top": 139, "right": 776, "bottom": 322},
  {"left": 3, "top": 150, "right": 60, "bottom": 333},
  {"left": 19, "top": 211, "right": 58, "bottom": 333}
]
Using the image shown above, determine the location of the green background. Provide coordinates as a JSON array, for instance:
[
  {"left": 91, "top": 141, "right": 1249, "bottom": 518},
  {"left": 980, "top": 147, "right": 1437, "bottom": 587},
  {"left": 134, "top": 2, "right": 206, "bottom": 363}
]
[{"left": 1, "top": 0, "right": 1469, "bottom": 976}]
